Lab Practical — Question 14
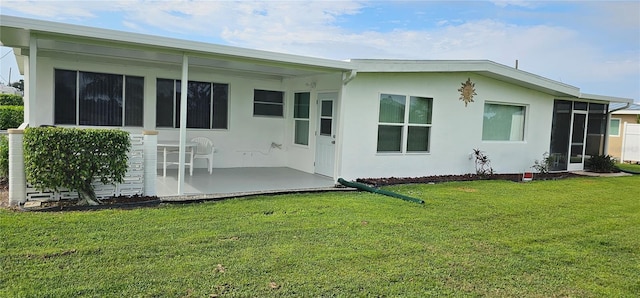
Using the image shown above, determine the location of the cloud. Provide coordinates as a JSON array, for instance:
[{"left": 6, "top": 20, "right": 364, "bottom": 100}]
[
  {"left": 491, "top": 1, "right": 537, "bottom": 9},
  {"left": 1, "top": 0, "right": 637, "bottom": 99},
  {"left": 0, "top": 0, "right": 121, "bottom": 19}
]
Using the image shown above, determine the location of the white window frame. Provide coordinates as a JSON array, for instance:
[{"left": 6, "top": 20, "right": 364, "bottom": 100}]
[
  {"left": 155, "top": 78, "right": 229, "bottom": 129},
  {"left": 253, "top": 89, "right": 284, "bottom": 117},
  {"left": 609, "top": 118, "right": 621, "bottom": 137},
  {"left": 377, "top": 93, "right": 433, "bottom": 154},
  {"left": 54, "top": 68, "right": 144, "bottom": 127},
  {"left": 482, "top": 102, "right": 527, "bottom": 142},
  {"left": 293, "top": 92, "right": 310, "bottom": 146}
]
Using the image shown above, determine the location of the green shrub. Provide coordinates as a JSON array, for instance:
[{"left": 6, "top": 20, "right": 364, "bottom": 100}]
[
  {"left": 586, "top": 154, "right": 617, "bottom": 173},
  {"left": 0, "top": 94, "right": 23, "bottom": 106},
  {"left": 531, "top": 152, "right": 552, "bottom": 174},
  {"left": 0, "top": 135, "right": 8, "bottom": 178},
  {"left": 0, "top": 106, "right": 24, "bottom": 130},
  {"left": 24, "top": 127, "right": 130, "bottom": 205}
]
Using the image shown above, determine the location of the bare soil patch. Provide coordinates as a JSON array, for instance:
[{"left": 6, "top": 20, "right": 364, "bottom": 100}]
[
  {"left": 0, "top": 177, "right": 9, "bottom": 208},
  {"left": 0, "top": 177, "right": 159, "bottom": 211},
  {"left": 28, "top": 195, "right": 160, "bottom": 211}
]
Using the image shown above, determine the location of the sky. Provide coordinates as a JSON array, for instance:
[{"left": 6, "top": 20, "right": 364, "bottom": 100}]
[{"left": 0, "top": 0, "right": 639, "bottom": 102}]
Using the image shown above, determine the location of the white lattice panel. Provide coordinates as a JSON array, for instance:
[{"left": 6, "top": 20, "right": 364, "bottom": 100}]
[{"left": 26, "top": 134, "right": 145, "bottom": 202}]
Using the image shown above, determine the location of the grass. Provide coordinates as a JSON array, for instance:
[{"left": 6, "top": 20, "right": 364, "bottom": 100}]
[{"left": 1, "top": 176, "right": 639, "bottom": 297}]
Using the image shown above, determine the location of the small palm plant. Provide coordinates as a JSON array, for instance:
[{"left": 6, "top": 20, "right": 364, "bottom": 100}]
[{"left": 473, "top": 148, "right": 494, "bottom": 177}]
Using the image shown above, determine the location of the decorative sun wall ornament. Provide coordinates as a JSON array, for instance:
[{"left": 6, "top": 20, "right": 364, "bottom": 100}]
[{"left": 458, "top": 78, "right": 477, "bottom": 107}]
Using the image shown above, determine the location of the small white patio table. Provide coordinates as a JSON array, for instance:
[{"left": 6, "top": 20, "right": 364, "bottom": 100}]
[{"left": 157, "top": 141, "right": 198, "bottom": 177}]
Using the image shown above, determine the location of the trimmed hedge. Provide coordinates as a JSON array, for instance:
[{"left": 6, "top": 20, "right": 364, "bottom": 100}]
[
  {"left": 0, "top": 135, "right": 7, "bottom": 178},
  {"left": 0, "top": 106, "right": 24, "bottom": 130},
  {"left": 0, "top": 94, "right": 23, "bottom": 106},
  {"left": 24, "top": 127, "right": 130, "bottom": 204}
]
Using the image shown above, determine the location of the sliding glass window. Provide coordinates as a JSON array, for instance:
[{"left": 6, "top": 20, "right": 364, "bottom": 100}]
[
  {"left": 156, "top": 79, "right": 228, "bottom": 129},
  {"left": 54, "top": 69, "right": 143, "bottom": 127}
]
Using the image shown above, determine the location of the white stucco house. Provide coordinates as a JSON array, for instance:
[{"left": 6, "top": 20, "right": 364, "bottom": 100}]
[{"left": 0, "top": 16, "right": 634, "bottom": 201}]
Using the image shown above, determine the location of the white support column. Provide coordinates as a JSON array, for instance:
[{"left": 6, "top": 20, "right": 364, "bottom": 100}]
[
  {"left": 25, "top": 35, "right": 37, "bottom": 125},
  {"left": 8, "top": 129, "right": 26, "bottom": 206},
  {"left": 177, "top": 54, "right": 189, "bottom": 195},
  {"left": 143, "top": 130, "right": 158, "bottom": 196}
]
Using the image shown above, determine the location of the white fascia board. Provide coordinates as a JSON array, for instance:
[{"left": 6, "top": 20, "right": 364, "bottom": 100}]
[
  {"left": 350, "top": 59, "right": 581, "bottom": 97},
  {"left": 578, "top": 93, "right": 634, "bottom": 104},
  {"left": 0, "top": 15, "right": 353, "bottom": 71}
]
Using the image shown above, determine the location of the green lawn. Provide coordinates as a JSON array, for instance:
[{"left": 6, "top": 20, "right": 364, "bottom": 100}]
[{"left": 1, "top": 176, "right": 639, "bottom": 297}]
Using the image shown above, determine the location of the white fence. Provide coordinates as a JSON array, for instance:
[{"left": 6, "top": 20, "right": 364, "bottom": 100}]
[{"left": 621, "top": 123, "right": 640, "bottom": 162}]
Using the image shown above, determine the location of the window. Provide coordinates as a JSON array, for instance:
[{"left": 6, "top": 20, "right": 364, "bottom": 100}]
[
  {"left": 54, "top": 69, "right": 143, "bottom": 126},
  {"left": 482, "top": 103, "right": 526, "bottom": 141},
  {"left": 377, "top": 94, "right": 432, "bottom": 153},
  {"left": 293, "top": 92, "right": 310, "bottom": 145},
  {"left": 156, "top": 79, "right": 228, "bottom": 129},
  {"left": 254, "top": 89, "right": 284, "bottom": 117},
  {"left": 609, "top": 118, "right": 621, "bottom": 136}
]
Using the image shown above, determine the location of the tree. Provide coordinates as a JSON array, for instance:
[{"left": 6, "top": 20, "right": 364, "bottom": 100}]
[
  {"left": 10, "top": 79, "right": 24, "bottom": 91},
  {"left": 24, "top": 127, "right": 130, "bottom": 205}
]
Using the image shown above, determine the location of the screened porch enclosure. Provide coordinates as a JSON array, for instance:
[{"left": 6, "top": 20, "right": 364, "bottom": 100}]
[
  {"left": 27, "top": 30, "right": 350, "bottom": 195},
  {"left": 549, "top": 100, "right": 609, "bottom": 171}
]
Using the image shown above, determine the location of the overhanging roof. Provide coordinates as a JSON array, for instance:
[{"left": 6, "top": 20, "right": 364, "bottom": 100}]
[
  {"left": 350, "top": 59, "right": 634, "bottom": 103},
  {"left": 0, "top": 15, "right": 352, "bottom": 79},
  {"left": 0, "top": 15, "right": 634, "bottom": 104}
]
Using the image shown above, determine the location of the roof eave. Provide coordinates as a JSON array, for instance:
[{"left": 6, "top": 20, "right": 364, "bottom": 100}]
[
  {"left": 579, "top": 93, "right": 634, "bottom": 104},
  {"left": 350, "top": 59, "right": 581, "bottom": 97},
  {"left": 0, "top": 15, "right": 353, "bottom": 72}
]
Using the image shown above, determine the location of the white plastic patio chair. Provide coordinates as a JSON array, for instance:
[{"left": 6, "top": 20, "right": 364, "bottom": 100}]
[{"left": 190, "top": 137, "right": 215, "bottom": 174}]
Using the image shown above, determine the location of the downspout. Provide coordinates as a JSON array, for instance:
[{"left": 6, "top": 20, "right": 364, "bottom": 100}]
[
  {"left": 609, "top": 103, "right": 632, "bottom": 114},
  {"left": 338, "top": 178, "right": 424, "bottom": 204},
  {"left": 342, "top": 70, "right": 357, "bottom": 85},
  {"left": 177, "top": 54, "right": 189, "bottom": 195},
  {"left": 604, "top": 102, "right": 631, "bottom": 156}
]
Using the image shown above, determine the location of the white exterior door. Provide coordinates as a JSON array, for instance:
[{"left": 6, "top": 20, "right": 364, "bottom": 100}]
[
  {"left": 315, "top": 92, "right": 337, "bottom": 177},
  {"left": 568, "top": 111, "right": 588, "bottom": 171}
]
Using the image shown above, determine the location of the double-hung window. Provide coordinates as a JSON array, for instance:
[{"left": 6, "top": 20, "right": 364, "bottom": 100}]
[
  {"left": 482, "top": 103, "right": 526, "bottom": 141},
  {"left": 54, "top": 69, "right": 143, "bottom": 126},
  {"left": 156, "top": 79, "right": 228, "bottom": 129},
  {"left": 254, "top": 89, "right": 284, "bottom": 117},
  {"left": 293, "top": 92, "right": 310, "bottom": 145},
  {"left": 377, "top": 94, "right": 433, "bottom": 153}
]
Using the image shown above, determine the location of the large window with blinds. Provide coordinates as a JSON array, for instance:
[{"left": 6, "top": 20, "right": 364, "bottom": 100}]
[
  {"left": 156, "top": 78, "right": 228, "bottom": 129},
  {"left": 54, "top": 69, "right": 143, "bottom": 126},
  {"left": 377, "top": 93, "right": 433, "bottom": 153},
  {"left": 482, "top": 103, "right": 526, "bottom": 141}
]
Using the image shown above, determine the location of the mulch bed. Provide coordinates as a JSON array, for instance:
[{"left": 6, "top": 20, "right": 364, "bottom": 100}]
[
  {"left": 356, "top": 172, "right": 580, "bottom": 187},
  {"left": 0, "top": 177, "right": 8, "bottom": 191},
  {"left": 23, "top": 195, "right": 161, "bottom": 212}
]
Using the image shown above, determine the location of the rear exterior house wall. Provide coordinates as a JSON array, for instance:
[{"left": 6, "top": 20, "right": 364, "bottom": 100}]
[
  {"left": 283, "top": 73, "right": 343, "bottom": 175},
  {"left": 337, "top": 72, "right": 555, "bottom": 180},
  {"left": 30, "top": 54, "right": 310, "bottom": 170}
]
